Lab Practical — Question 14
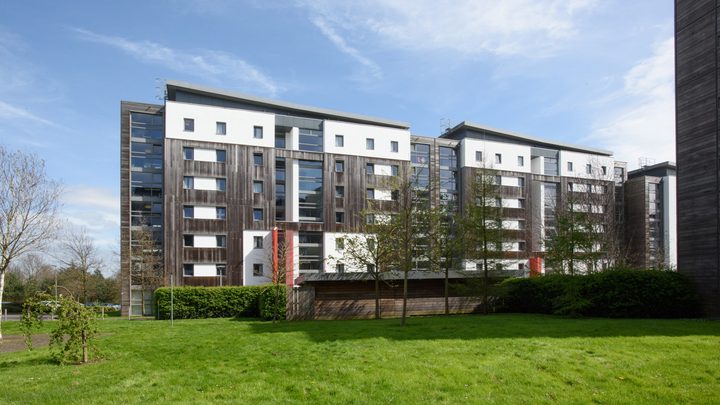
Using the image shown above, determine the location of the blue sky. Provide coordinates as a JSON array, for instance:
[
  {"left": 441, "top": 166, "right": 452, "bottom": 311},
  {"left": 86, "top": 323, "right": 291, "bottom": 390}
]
[{"left": 0, "top": 0, "right": 675, "bottom": 272}]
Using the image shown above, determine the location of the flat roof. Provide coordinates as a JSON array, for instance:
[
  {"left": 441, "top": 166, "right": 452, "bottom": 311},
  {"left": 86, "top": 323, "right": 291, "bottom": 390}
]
[
  {"left": 165, "top": 80, "right": 411, "bottom": 130},
  {"left": 440, "top": 121, "right": 613, "bottom": 156}
]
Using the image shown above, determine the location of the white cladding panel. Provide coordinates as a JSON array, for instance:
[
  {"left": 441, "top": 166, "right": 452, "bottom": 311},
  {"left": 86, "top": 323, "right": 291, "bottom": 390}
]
[
  {"left": 323, "top": 232, "right": 372, "bottom": 273},
  {"left": 193, "top": 235, "right": 217, "bottom": 248},
  {"left": 243, "top": 230, "right": 272, "bottom": 286},
  {"left": 460, "top": 138, "right": 531, "bottom": 173},
  {"left": 664, "top": 175, "right": 677, "bottom": 268},
  {"left": 194, "top": 264, "right": 217, "bottom": 277},
  {"left": 323, "top": 120, "right": 410, "bottom": 161},
  {"left": 375, "top": 189, "right": 393, "bottom": 201},
  {"left": 375, "top": 164, "right": 393, "bottom": 176},
  {"left": 165, "top": 101, "right": 275, "bottom": 147},
  {"left": 194, "top": 206, "right": 217, "bottom": 219},
  {"left": 193, "top": 177, "right": 217, "bottom": 191},
  {"left": 193, "top": 148, "right": 217, "bottom": 162},
  {"left": 560, "top": 151, "right": 614, "bottom": 180}
]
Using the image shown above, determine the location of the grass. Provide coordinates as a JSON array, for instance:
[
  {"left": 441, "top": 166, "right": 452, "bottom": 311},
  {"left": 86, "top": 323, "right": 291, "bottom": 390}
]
[{"left": 1, "top": 314, "right": 719, "bottom": 404}]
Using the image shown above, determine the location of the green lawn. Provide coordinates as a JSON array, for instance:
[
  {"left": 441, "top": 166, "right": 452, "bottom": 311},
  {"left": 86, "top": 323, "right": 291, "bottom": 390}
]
[{"left": 1, "top": 314, "right": 719, "bottom": 404}]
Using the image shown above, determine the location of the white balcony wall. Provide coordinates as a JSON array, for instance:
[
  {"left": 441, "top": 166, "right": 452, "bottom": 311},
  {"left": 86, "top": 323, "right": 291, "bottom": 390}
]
[
  {"left": 193, "top": 148, "right": 218, "bottom": 162},
  {"left": 193, "top": 235, "right": 218, "bottom": 248},
  {"left": 375, "top": 164, "right": 393, "bottom": 176},
  {"left": 560, "top": 151, "right": 614, "bottom": 180},
  {"left": 374, "top": 189, "right": 393, "bottom": 201},
  {"left": 323, "top": 120, "right": 410, "bottom": 161},
  {"left": 193, "top": 264, "right": 217, "bottom": 277},
  {"left": 166, "top": 101, "right": 275, "bottom": 148},
  {"left": 193, "top": 177, "right": 218, "bottom": 191},
  {"left": 193, "top": 206, "right": 217, "bottom": 219},
  {"left": 323, "top": 232, "right": 374, "bottom": 273}
]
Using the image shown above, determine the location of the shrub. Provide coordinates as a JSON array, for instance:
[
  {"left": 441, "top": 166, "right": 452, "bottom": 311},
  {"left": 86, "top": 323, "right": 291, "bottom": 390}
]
[
  {"left": 500, "top": 269, "right": 701, "bottom": 318},
  {"left": 155, "top": 285, "right": 285, "bottom": 320},
  {"left": 258, "top": 285, "right": 286, "bottom": 321}
]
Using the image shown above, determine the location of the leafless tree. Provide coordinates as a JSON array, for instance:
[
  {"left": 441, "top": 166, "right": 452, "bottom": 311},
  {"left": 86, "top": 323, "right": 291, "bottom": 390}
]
[
  {"left": 60, "top": 227, "right": 104, "bottom": 304},
  {"left": 0, "top": 145, "right": 62, "bottom": 340},
  {"left": 129, "top": 227, "right": 164, "bottom": 314}
]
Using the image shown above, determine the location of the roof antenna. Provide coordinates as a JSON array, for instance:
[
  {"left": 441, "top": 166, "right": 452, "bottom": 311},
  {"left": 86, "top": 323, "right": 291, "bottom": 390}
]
[
  {"left": 638, "top": 157, "right": 655, "bottom": 168},
  {"left": 440, "top": 118, "right": 453, "bottom": 133},
  {"left": 155, "top": 78, "right": 167, "bottom": 101}
]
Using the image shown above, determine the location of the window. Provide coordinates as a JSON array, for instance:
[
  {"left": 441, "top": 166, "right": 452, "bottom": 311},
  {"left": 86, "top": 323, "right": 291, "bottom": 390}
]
[
  {"left": 391, "top": 141, "right": 399, "bottom": 153},
  {"left": 253, "top": 263, "right": 263, "bottom": 277},
  {"left": 254, "top": 126, "right": 263, "bottom": 139},
  {"left": 495, "top": 175, "right": 502, "bottom": 185},
  {"left": 391, "top": 165, "right": 399, "bottom": 176},
  {"left": 366, "top": 138, "right": 375, "bottom": 150},
  {"left": 183, "top": 147, "right": 193, "bottom": 160},
  {"left": 335, "top": 186, "right": 344, "bottom": 198},
  {"left": 366, "top": 163, "right": 375, "bottom": 174},
  {"left": 216, "top": 235, "right": 227, "bottom": 248},
  {"left": 335, "top": 212, "right": 344, "bottom": 223},
  {"left": 567, "top": 162, "right": 573, "bottom": 172},
  {"left": 298, "top": 129, "right": 323, "bottom": 151},
  {"left": 336, "top": 237, "right": 344, "bottom": 250},
  {"left": 517, "top": 156, "right": 524, "bottom": 166},
  {"left": 183, "top": 206, "right": 194, "bottom": 218},
  {"left": 183, "top": 264, "right": 194, "bottom": 276},
  {"left": 367, "top": 188, "right": 375, "bottom": 199},
  {"left": 216, "top": 207, "right": 226, "bottom": 219},
  {"left": 216, "top": 265, "right": 226, "bottom": 276},
  {"left": 216, "top": 122, "right": 226, "bottom": 135},
  {"left": 367, "top": 264, "right": 376, "bottom": 272},
  {"left": 335, "top": 135, "right": 344, "bottom": 147},
  {"left": 366, "top": 214, "right": 374, "bottom": 224},
  {"left": 275, "top": 131, "right": 286, "bottom": 148},
  {"left": 495, "top": 153, "right": 502, "bottom": 164},
  {"left": 518, "top": 241, "right": 526, "bottom": 251},
  {"left": 602, "top": 166, "right": 607, "bottom": 175},
  {"left": 518, "top": 198, "right": 526, "bottom": 209},
  {"left": 391, "top": 190, "right": 399, "bottom": 201},
  {"left": 253, "top": 181, "right": 263, "bottom": 193},
  {"left": 495, "top": 197, "right": 502, "bottom": 207},
  {"left": 476, "top": 151, "right": 483, "bottom": 162},
  {"left": 586, "top": 164, "right": 592, "bottom": 174},
  {"left": 299, "top": 160, "right": 323, "bottom": 222},
  {"left": 253, "top": 209, "right": 264, "bottom": 221},
  {"left": 335, "top": 160, "right": 345, "bottom": 173},
  {"left": 518, "top": 177, "right": 525, "bottom": 188},
  {"left": 368, "top": 238, "right": 376, "bottom": 251},
  {"left": 183, "top": 235, "right": 193, "bottom": 247},
  {"left": 336, "top": 263, "right": 345, "bottom": 274},
  {"left": 216, "top": 179, "right": 226, "bottom": 191},
  {"left": 216, "top": 150, "right": 226, "bottom": 163},
  {"left": 254, "top": 153, "right": 263, "bottom": 166},
  {"left": 184, "top": 118, "right": 194, "bottom": 132},
  {"left": 254, "top": 236, "right": 263, "bottom": 249},
  {"left": 183, "top": 176, "right": 193, "bottom": 190}
]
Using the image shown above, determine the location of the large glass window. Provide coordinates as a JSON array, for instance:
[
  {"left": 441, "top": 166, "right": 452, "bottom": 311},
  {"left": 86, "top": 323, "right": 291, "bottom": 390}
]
[
  {"left": 299, "top": 160, "right": 323, "bottom": 222},
  {"left": 299, "top": 232, "right": 323, "bottom": 273},
  {"left": 544, "top": 157, "right": 559, "bottom": 176},
  {"left": 275, "top": 158, "right": 286, "bottom": 221},
  {"left": 299, "top": 128, "right": 323, "bottom": 152}
]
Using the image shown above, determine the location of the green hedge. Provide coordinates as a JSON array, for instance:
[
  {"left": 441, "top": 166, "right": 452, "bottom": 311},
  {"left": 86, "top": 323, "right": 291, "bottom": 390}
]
[
  {"left": 155, "top": 285, "right": 286, "bottom": 320},
  {"left": 500, "top": 269, "right": 701, "bottom": 318}
]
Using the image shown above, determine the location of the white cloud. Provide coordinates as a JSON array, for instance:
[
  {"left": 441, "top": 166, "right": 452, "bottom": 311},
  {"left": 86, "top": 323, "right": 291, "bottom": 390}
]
[
  {"left": 297, "top": 0, "right": 598, "bottom": 58},
  {"left": 62, "top": 186, "right": 119, "bottom": 244},
  {"left": 0, "top": 100, "right": 59, "bottom": 127},
  {"left": 310, "top": 16, "right": 382, "bottom": 80},
  {"left": 71, "top": 27, "right": 281, "bottom": 96},
  {"left": 587, "top": 38, "right": 675, "bottom": 170}
]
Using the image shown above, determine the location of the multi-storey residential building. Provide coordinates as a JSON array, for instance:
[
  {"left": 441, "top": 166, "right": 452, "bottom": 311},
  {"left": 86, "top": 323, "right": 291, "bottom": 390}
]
[
  {"left": 121, "top": 81, "right": 616, "bottom": 316},
  {"left": 624, "top": 162, "right": 677, "bottom": 269},
  {"left": 675, "top": 0, "right": 720, "bottom": 316}
]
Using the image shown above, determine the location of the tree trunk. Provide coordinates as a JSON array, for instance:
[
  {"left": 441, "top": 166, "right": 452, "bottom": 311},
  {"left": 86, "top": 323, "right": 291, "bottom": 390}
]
[
  {"left": 401, "top": 269, "right": 408, "bottom": 326},
  {"left": 482, "top": 257, "right": 489, "bottom": 315},
  {"left": 82, "top": 329, "right": 88, "bottom": 363},
  {"left": 0, "top": 270, "right": 5, "bottom": 341},
  {"left": 374, "top": 276, "right": 380, "bottom": 320},
  {"left": 444, "top": 266, "right": 449, "bottom": 315}
]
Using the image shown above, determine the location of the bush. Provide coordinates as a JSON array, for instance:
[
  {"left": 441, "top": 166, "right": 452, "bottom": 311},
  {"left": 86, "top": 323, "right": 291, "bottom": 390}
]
[
  {"left": 500, "top": 269, "right": 701, "bottom": 318},
  {"left": 258, "top": 285, "right": 286, "bottom": 321},
  {"left": 155, "top": 285, "right": 286, "bottom": 320}
]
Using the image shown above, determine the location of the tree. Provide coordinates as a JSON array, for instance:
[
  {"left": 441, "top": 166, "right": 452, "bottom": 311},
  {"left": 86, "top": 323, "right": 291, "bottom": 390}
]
[
  {"left": 424, "top": 199, "right": 464, "bottom": 315},
  {"left": 264, "top": 229, "right": 291, "bottom": 323},
  {"left": 21, "top": 292, "right": 98, "bottom": 364},
  {"left": 459, "top": 169, "right": 507, "bottom": 314},
  {"left": 0, "top": 145, "right": 62, "bottom": 341},
  {"left": 60, "top": 227, "right": 104, "bottom": 304},
  {"left": 129, "top": 227, "right": 164, "bottom": 314}
]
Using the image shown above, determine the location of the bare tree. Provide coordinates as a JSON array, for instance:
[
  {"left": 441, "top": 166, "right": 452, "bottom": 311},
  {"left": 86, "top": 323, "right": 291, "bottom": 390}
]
[
  {"left": 129, "top": 227, "right": 164, "bottom": 314},
  {"left": 60, "top": 227, "right": 103, "bottom": 304},
  {"left": 0, "top": 145, "right": 62, "bottom": 340}
]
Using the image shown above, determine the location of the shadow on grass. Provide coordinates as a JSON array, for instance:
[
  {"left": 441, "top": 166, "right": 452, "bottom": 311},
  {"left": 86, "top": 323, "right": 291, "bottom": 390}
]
[{"left": 246, "top": 313, "right": 720, "bottom": 342}]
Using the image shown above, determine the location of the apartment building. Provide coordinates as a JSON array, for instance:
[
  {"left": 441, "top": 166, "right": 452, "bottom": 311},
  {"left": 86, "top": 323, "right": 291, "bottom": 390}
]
[
  {"left": 121, "top": 81, "right": 616, "bottom": 316},
  {"left": 624, "top": 162, "right": 677, "bottom": 269}
]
